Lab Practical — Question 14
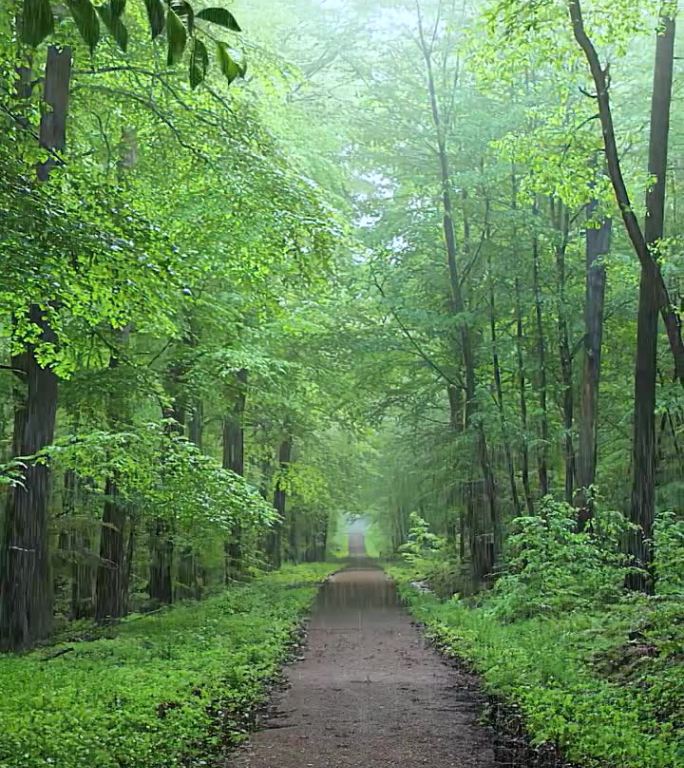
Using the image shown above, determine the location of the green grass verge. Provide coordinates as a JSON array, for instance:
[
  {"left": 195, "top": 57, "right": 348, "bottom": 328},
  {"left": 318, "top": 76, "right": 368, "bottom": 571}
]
[
  {"left": 0, "top": 562, "right": 338, "bottom": 768},
  {"left": 388, "top": 564, "right": 683, "bottom": 768}
]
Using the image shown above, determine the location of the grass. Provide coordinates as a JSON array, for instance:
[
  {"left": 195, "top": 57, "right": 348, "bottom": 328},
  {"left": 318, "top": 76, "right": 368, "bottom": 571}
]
[
  {"left": 0, "top": 562, "right": 338, "bottom": 768},
  {"left": 389, "top": 563, "right": 683, "bottom": 768}
]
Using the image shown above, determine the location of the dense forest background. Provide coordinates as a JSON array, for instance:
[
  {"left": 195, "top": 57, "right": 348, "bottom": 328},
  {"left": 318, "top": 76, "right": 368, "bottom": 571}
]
[{"left": 1, "top": 0, "right": 683, "bottom": 653}]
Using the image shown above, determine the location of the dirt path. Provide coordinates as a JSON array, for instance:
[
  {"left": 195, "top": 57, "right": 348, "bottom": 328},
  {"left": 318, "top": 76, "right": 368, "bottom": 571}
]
[{"left": 229, "top": 547, "right": 497, "bottom": 768}]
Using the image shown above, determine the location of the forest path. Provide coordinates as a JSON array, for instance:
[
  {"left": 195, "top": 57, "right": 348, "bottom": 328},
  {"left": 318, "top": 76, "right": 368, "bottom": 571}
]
[{"left": 228, "top": 538, "right": 497, "bottom": 768}]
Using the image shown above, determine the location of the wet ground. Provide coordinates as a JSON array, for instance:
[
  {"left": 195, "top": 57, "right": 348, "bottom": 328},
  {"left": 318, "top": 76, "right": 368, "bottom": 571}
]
[{"left": 229, "top": 536, "right": 497, "bottom": 768}]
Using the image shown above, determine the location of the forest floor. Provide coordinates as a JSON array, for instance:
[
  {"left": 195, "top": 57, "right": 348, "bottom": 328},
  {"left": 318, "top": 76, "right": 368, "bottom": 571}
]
[{"left": 229, "top": 537, "right": 497, "bottom": 768}]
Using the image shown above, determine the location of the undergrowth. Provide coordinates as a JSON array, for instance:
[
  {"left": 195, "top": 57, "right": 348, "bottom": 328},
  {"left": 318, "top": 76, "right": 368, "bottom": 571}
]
[
  {"left": 0, "top": 562, "right": 337, "bottom": 768},
  {"left": 389, "top": 499, "right": 684, "bottom": 768}
]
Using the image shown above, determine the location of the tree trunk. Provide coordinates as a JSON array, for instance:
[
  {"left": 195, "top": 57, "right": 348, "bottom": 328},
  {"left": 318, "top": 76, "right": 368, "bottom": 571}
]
[
  {"left": 96, "top": 331, "right": 131, "bottom": 621},
  {"left": 268, "top": 436, "right": 293, "bottom": 568},
  {"left": 63, "top": 468, "right": 94, "bottom": 619},
  {"left": 223, "top": 369, "right": 248, "bottom": 581},
  {"left": 0, "top": 47, "right": 71, "bottom": 650},
  {"left": 148, "top": 517, "right": 173, "bottom": 605},
  {"left": 488, "top": 249, "right": 521, "bottom": 517},
  {"left": 188, "top": 399, "right": 203, "bottom": 449},
  {"left": 531, "top": 207, "right": 550, "bottom": 496},
  {"left": 417, "top": 14, "right": 497, "bottom": 583},
  {"left": 552, "top": 199, "right": 575, "bottom": 504},
  {"left": 37, "top": 45, "right": 71, "bottom": 180},
  {"left": 576, "top": 200, "right": 611, "bottom": 529},
  {"left": 569, "top": 0, "right": 684, "bottom": 382},
  {"left": 627, "top": 8, "right": 676, "bottom": 593},
  {"left": 147, "top": 371, "right": 185, "bottom": 606},
  {"left": 514, "top": 278, "right": 535, "bottom": 515},
  {"left": 95, "top": 476, "right": 128, "bottom": 621},
  {"left": 0, "top": 307, "right": 58, "bottom": 650}
]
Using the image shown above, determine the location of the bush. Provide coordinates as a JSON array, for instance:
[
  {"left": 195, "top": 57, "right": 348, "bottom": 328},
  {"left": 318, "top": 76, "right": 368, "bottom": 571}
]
[
  {"left": 654, "top": 508, "right": 684, "bottom": 595},
  {"left": 486, "top": 497, "right": 629, "bottom": 621},
  {"left": 390, "top": 565, "right": 682, "bottom": 768}
]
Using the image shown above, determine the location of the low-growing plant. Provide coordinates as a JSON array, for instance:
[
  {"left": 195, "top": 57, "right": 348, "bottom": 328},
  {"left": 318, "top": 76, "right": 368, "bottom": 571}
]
[
  {"left": 654, "top": 508, "right": 684, "bottom": 595},
  {"left": 398, "top": 511, "right": 446, "bottom": 565},
  {"left": 389, "top": 563, "right": 683, "bottom": 768},
  {"left": 485, "top": 497, "right": 630, "bottom": 621},
  {"left": 0, "top": 563, "right": 337, "bottom": 768}
]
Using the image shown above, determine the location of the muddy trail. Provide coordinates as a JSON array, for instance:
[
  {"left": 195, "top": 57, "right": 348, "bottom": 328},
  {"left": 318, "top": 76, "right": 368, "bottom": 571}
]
[{"left": 229, "top": 535, "right": 497, "bottom": 768}]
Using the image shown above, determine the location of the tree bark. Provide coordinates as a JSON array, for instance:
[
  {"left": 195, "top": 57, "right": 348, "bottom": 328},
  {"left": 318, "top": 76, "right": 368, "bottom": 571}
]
[
  {"left": 576, "top": 200, "right": 611, "bottom": 529},
  {"left": 0, "top": 46, "right": 71, "bottom": 650},
  {"left": 148, "top": 517, "right": 173, "bottom": 605},
  {"left": 552, "top": 199, "right": 575, "bottom": 504},
  {"left": 95, "top": 331, "right": 131, "bottom": 621},
  {"left": 0, "top": 307, "right": 58, "bottom": 650},
  {"left": 515, "top": 278, "right": 535, "bottom": 515},
  {"left": 626, "top": 7, "right": 676, "bottom": 591},
  {"left": 488, "top": 252, "right": 521, "bottom": 519},
  {"left": 531, "top": 205, "right": 550, "bottom": 497},
  {"left": 267, "top": 436, "right": 293, "bottom": 568},
  {"left": 223, "top": 369, "right": 248, "bottom": 581},
  {"left": 417, "top": 9, "right": 497, "bottom": 582},
  {"left": 569, "top": 0, "right": 684, "bottom": 383}
]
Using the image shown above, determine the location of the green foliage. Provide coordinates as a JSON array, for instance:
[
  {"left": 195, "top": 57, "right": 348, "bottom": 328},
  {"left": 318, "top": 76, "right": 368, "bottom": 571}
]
[
  {"left": 45, "top": 424, "right": 276, "bottom": 548},
  {"left": 392, "top": 565, "right": 683, "bottom": 768},
  {"left": 0, "top": 563, "right": 337, "bottom": 768},
  {"left": 654, "top": 509, "right": 684, "bottom": 596},
  {"left": 398, "top": 512, "right": 446, "bottom": 565},
  {"left": 487, "top": 497, "right": 631, "bottom": 621},
  {"left": 20, "top": 0, "right": 244, "bottom": 87}
]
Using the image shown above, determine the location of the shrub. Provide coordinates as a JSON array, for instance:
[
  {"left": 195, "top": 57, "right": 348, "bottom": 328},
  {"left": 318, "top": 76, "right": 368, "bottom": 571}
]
[
  {"left": 486, "top": 497, "right": 629, "bottom": 621},
  {"left": 654, "top": 508, "right": 684, "bottom": 595}
]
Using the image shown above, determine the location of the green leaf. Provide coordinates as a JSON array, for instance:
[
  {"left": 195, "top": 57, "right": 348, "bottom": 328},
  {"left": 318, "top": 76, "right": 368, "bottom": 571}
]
[
  {"left": 66, "top": 0, "right": 100, "bottom": 52},
  {"left": 21, "top": 0, "right": 54, "bottom": 47},
  {"left": 216, "top": 41, "right": 243, "bottom": 84},
  {"left": 166, "top": 8, "right": 187, "bottom": 65},
  {"left": 196, "top": 7, "right": 241, "bottom": 32},
  {"left": 143, "top": 0, "right": 165, "bottom": 38},
  {"left": 189, "top": 38, "right": 209, "bottom": 89},
  {"left": 170, "top": 0, "right": 194, "bottom": 32},
  {"left": 96, "top": 4, "right": 128, "bottom": 51}
]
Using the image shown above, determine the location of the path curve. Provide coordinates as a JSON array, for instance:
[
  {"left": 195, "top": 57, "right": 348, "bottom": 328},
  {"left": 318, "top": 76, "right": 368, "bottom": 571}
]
[{"left": 229, "top": 553, "right": 497, "bottom": 767}]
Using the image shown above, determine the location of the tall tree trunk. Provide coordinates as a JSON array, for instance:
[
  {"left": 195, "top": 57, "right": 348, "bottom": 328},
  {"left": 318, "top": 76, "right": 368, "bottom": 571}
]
[
  {"left": 515, "top": 278, "right": 535, "bottom": 515},
  {"left": 179, "top": 330, "right": 202, "bottom": 599},
  {"left": 0, "top": 45, "right": 71, "bottom": 650},
  {"left": 223, "top": 369, "right": 248, "bottom": 581},
  {"left": 147, "top": 365, "right": 185, "bottom": 606},
  {"left": 188, "top": 399, "right": 203, "bottom": 449},
  {"left": 417, "top": 12, "right": 497, "bottom": 583},
  {"left": 576, "top": 200, "right": 611, "bottom": 529},
  {"left": 488, "top": 249, "right": 521, "bottom": 517},
  {"left": 267, "top": 436, "right": 292, "bottom": 568},
  {"left": 0, "top": 307, "right": 58, "bottom": 650},
  {"left": 148, "top": 517, "right": 173, "bottom": 605},
  {"left": 569, "top": 0, "right": 684, "bottom": 383},
  {"left": 179, "top": 389, "right": 201, "bottom": 600},
  {"left": 95, "top": 331, "right": 131, "bottom": 621},
  {"left": 531, "top": 206, "right": 550, "bottom": 496},
  {"left": 63, "top": 467, "right": 94, "bottom": 619},
  {"left": 552, "top": 199, "right": 575, "bottom": 504},
  {"left": 626, "top": 8, "right": 676, "bottom": 591},
  {"left": 95, "top": 475, "right": 128, "bottom": 621}
]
